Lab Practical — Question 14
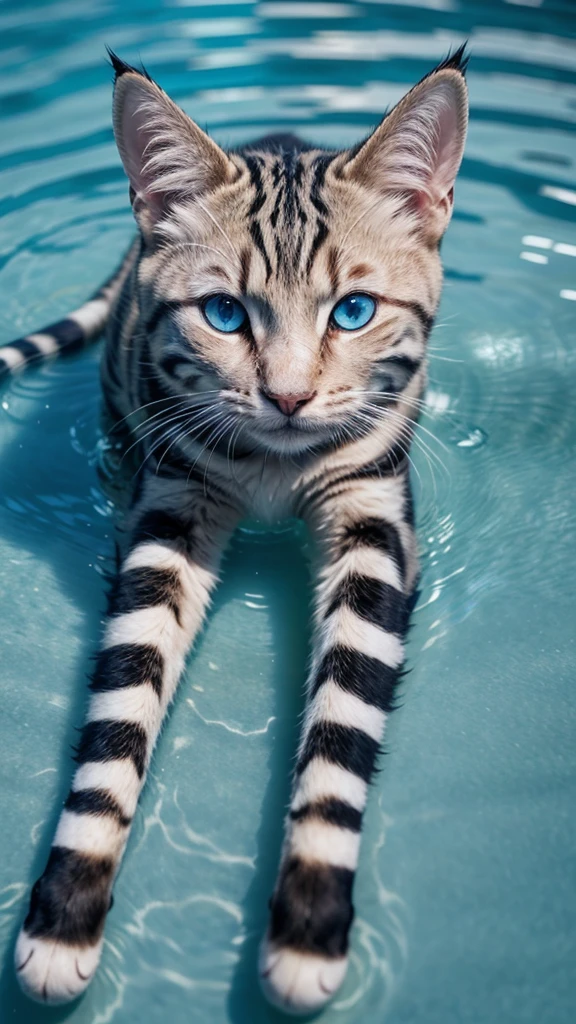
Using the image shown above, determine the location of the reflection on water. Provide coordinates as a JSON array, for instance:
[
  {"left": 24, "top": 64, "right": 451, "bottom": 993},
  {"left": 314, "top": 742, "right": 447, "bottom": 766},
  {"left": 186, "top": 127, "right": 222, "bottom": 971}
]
[{"left": 0, "top": 1, "right": 575, "bottom": 1023}]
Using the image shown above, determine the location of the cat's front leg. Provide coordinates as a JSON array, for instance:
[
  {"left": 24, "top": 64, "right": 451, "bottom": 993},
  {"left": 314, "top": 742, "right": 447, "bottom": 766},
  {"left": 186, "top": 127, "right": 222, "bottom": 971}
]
[
  {"left": 15, "top": 474, "right": 238, "bottom": 1005},
  {"left": 260, "top": 474, "right": 418, "bottom": 1014}
]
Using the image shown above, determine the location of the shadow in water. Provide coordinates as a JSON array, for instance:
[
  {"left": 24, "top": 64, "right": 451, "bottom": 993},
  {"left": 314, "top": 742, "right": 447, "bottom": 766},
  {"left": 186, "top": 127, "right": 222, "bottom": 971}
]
[{"left": 220, "top": 529, "right": 317, "bottom": 1024}]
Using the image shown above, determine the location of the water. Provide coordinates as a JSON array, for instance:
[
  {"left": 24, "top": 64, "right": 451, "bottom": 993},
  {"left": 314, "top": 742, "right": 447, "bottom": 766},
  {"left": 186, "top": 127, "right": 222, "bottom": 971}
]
[{"left": 0, "top": 1, "right": 575, "bottom": 1021}]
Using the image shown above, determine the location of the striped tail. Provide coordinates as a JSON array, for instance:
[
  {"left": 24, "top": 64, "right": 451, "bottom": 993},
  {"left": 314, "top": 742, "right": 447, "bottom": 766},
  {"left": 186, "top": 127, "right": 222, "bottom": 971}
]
[{"left": 0, "top": 239, "right": 139, "bottom": 379}]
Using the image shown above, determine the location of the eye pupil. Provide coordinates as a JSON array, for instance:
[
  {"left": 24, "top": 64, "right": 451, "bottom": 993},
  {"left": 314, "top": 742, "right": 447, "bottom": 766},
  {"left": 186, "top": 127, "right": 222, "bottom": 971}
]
[
  {"left": 332, "top": 293, "right": 376, "bottom": 332},
  {"left": 203, "top": 293, "right": 247, "bottom": 334},
  {"left": 219, "top": 297, "right": 233, "bottom": 322}
]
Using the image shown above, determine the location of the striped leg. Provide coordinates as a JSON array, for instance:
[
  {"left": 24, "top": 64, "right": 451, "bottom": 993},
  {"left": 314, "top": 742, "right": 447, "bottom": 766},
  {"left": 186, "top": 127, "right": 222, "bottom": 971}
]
[
  {"left": 260, "top": 480, "right": 417, "bottom": 1014},
  {"left": 15, "top": 479, "right": 237, "bottom": 1005}
]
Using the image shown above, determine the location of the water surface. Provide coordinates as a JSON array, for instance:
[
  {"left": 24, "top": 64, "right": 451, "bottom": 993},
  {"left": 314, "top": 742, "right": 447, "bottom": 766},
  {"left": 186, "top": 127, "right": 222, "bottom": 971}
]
[{"left": 0, "top": 2, "right": 575, "bottom": 1022}]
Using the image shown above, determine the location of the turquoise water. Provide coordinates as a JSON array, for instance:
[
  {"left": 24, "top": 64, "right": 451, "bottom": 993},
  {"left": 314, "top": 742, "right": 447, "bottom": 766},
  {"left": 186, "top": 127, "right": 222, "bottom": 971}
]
[{"left": 1, "top": 1, "right": 575, "bottom": 1021}]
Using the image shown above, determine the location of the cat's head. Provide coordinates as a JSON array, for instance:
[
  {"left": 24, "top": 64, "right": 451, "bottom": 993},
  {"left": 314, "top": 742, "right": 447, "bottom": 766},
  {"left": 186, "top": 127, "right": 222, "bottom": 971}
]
[{"left": 110, "top": 49, "right": 468, "bottom": 456}]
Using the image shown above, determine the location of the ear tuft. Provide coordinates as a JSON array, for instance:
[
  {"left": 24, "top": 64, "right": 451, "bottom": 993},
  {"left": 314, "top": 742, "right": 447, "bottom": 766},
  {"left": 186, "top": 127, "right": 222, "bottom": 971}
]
[
  {"left": 431, "top": 42, "right": 469, "bottom": 78},
  {"left": 105, "top": 47, "right": 152, "bottom": 84}
]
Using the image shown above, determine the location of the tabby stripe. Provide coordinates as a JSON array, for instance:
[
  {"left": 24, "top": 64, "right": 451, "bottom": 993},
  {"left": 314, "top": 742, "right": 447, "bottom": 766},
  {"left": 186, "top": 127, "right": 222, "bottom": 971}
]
[
  {"left": 322, "top": 543, "right": 402, "bottom": 596},
  {"left": 326, "top": 574, "right": 408, "bottom": 633},
  {"left": 297, "top": 722, "right": 380, "bottom": 784},
  {"left": 64, "top": 789, "right": 131, "bottom": 828},
  {"left": 290, "top": 798, "right": 362, "bottom": 833},
  {"left": 24, "top": 847, "right": 114, "bottom": 945},
  {"left": 311, "top": 644, "right": 400, "bottom": 713},
  {"left": 323, "top": 605, "right": 404, "bottom": 665},
  {"left": 246, "top": 155, "right": 273, "bottom": 279},
  {"left": 385, "top": 296, "right": 434, "bottom": 333},
  {"left": 72, "top": 761, "right": 141, "bottom": 820},
  {"left": 74, "top": 720, "right": 148, "bottom": 778},
  {"left": 269, "top": 857, "right": 354, "bottom": 957},
  {"left": 107, "top": 567, "right": 182, "bottom": 621},
  {"left": 376, "top": 353, "right": 422, "bottom": 390},
  {"left": 340, "top": 517, "right": 407, "bottom": 581},
  {"left": 90, "top": 644, "right": 164, "bottom": 697}
]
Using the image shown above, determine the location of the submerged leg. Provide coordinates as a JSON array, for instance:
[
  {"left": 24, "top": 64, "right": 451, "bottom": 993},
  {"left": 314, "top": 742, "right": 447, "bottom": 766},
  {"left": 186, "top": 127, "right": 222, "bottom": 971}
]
[
  {"left": 260, "top": 477, "right": 417, "bottom": 1014},
  {"left": 15, "top": 476, "right": 237, "bottom": 1004}
]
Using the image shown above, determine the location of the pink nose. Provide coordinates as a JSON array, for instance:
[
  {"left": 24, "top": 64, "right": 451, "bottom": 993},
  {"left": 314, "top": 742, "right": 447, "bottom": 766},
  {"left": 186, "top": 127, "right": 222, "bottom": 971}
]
[{"left": 265, "top": 391, "right": 316, "bottom": 416}]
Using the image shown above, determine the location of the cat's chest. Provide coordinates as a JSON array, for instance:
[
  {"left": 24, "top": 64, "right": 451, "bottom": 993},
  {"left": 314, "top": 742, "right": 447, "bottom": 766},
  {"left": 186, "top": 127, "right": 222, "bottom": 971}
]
[{"left": 223, "top": 455, "right": 303, "bottom": 522}]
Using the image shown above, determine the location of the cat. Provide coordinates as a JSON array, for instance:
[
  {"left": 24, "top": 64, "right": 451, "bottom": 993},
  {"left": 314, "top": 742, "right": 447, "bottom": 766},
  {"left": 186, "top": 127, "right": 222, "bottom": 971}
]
[{"left": 2, "top": 47, "right": 468, "bottom": 1014}]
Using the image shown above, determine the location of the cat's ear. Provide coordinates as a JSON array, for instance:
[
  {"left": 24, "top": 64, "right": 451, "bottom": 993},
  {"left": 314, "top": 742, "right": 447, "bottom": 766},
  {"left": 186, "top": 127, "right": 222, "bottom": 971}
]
[
  {"left": 109, "top": 51, "right": 238, "bottom": 236},
  {"left": 339, "top": 47, "right": 469, "bottom": 241}
]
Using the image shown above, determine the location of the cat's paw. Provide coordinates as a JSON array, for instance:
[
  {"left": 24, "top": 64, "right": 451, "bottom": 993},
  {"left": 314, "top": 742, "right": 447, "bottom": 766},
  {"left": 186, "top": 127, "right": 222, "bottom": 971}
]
[
  {"left": 259, "top": 939, "right": 348, "bottom": 1015},
  {"left": 14, "top": 929, "right": 103, "bottom": 1005}
]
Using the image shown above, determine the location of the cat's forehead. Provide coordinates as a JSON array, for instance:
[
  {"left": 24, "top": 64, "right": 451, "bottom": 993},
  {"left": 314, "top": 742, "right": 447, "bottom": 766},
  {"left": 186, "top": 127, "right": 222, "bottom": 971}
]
[{"left": 163, "top": 143, "right": 428, "bottom": 315}]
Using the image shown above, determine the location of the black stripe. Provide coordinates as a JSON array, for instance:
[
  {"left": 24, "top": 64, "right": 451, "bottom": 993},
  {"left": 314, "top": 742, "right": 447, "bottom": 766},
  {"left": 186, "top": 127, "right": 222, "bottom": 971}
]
[
  {"left": 388, "top": 297, "right": 434, "bottom": 334},
  {"left": 90, "top": 644, "right": 164, "bottom": 698},
  {"left": 306, "top": 218, "right": 329, "bottom": 275},
  {"left": 145, "top": 300, "right": 181, "bottom": 334},
  {"left": 74, "top": 720, "right": 148, "bottom": 778},
  {"left": 65, "top": 788, "right": 131, "bottom": 828},
  {"left": 107, "top": 567, "right": 182, "bottom": 622},
  {"left": 312, "top": 644, "right": 400, "bottom": 714},
  {"left": 290, "top": 798, "right": 362, "bottom": 832},
  {"left": 340, "top": 517, "right": 407, "bottom": 582},
  {"left": 245, "top": 155, "right": 273, "bottom": 280},
  {"left": 132, "top": 509, "right": 190, "bottom": 549},
  {"left": 24, "top": 847, "right": 114, "bottom": 946},
  {"left": 39, "top": 317, "right": 87, "bottom": 350},
  {"left": 297, "top": 722, "right": 380, "bottom": 783},
  {"left": 269, "top": 858, "right": 354, "bottom": 957},
  {"left": 249, "top": 220, "right": 272, "bottom": 281},
  {"left": 326, "top": 574, "right": 407, "bottom": 634},
  {"left": 375, "top": 354, "right": 421, "bottom": 392},
  {"left": 306, "top": 154, "right": 332, "bottom": 274},
  {"left": 12, "top": 339, "right": 47, "bottom": 362},
  {"left": 302, "top": 449, "right": 409, "bottom": 514}
]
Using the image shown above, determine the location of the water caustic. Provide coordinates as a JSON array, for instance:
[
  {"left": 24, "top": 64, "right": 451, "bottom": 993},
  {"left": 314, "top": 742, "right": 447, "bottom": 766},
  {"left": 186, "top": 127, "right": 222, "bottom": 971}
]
[{"left": 0, "top": 1, "right": 575, "bottom": 1022}]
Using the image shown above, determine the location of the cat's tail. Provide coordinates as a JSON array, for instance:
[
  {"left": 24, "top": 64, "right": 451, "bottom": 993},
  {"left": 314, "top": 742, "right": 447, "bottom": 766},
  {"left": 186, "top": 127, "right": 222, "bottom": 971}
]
[{"left": 0, "top": 238, "right": 139, "bottom": 379}]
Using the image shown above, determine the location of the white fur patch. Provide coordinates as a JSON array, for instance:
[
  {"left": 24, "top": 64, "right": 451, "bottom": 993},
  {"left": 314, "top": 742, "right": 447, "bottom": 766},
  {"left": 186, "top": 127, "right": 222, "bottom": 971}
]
[
  {"left": 290, "top": 819, "right": 360, "bottom": 870},
  {"left": 88, "top": 684, "right": 159, "bottom": 729},
  {"left": 25, "top": 332, "right": 60, "bottom": 355},
  {"left": 69, "top": 297, "right": 109, "bottom": 337},
  {"left": 53, "top": 810, "right": 126, "bottom": 858},
  {"left": 304, "top": 680, "right": 386, "bottom": 743},
  {"left": 291, "top": 759, "right": 368, "bottom": 813},
  {"left": 102, "top": 606, "right": 180, "bottom": 653},
  {"left": 0, "top": 346, "right": 26, "bottom": 369},
  {"left": 124, "top": 541, "right": 189, "bottom": 574},
  {"left": 322, "top": 605, "right": 404, "bottom": 666}
]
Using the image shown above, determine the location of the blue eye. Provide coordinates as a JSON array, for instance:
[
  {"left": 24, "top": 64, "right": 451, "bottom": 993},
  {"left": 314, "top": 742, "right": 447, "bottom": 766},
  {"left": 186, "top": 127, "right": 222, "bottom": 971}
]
[
  {"left": 331, "top": 293, "right": 376, "bottom": 331},
  {"left": 202, "top": 294, "right": 247, "bottom": 333}
]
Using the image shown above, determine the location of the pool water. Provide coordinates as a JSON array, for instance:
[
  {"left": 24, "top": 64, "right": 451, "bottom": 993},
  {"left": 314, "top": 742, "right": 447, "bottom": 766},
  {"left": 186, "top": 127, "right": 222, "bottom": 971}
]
[{"left": 0, "top": 1, "right": 575, "bottom": 1022}]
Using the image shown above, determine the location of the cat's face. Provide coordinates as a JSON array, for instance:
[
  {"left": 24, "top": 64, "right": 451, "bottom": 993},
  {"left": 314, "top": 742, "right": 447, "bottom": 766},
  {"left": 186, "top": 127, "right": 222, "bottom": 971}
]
[{"left": 112, "top": 52, "right": 468, "bottom": 456}]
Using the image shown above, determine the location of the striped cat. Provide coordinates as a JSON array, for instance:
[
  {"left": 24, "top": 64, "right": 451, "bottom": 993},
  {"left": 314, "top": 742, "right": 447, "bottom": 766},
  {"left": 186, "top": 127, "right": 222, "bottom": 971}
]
[{"left": 5, "top": 48, "right": 468, "bottom": 1014}]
